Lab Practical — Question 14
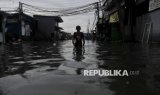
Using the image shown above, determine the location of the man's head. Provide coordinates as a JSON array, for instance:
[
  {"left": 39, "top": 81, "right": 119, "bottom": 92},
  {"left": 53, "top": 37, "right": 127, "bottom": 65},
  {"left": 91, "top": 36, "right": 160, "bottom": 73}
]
[{"left": 76, "top": 25, "right": 81, "bottom": 32}]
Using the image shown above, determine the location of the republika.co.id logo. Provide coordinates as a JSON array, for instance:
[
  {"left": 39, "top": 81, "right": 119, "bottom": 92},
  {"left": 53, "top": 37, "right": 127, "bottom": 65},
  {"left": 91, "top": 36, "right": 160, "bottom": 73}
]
[{"left": 83, "top": 69, "right": 140, "bottom": 77}]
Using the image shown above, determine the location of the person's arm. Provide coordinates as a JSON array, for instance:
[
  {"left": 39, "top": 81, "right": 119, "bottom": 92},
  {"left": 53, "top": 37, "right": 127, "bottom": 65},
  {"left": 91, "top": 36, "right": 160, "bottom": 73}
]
[
  {"left": 82, "top": 33, "right": 85, "bottom": 46},
  {"left": 72, "top": 33, "right": 75, "bottom": 46}
]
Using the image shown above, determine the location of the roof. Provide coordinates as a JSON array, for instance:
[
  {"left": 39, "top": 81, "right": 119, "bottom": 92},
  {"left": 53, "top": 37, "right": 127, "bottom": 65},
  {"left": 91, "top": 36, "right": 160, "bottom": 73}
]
[
  {"left": 0, "top": 11, "right": 9, "bottom": 16},
  {"left": 6, "top": 13, "right": 35, "bottom": 23},
  {"left": 55, "top": 26, "right": 63, "bottom": 30},
  {"left": 34, "top": 15, "right": 63, "bottom": 23},
  {"left": 8, "top": 13, "right": 33, "bottom": 19}
]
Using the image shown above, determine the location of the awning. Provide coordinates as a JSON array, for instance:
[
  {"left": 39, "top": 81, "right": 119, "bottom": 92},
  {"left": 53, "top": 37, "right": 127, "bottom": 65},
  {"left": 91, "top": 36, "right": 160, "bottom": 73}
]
[
  {"left": 54, "top": 16, "right": 63, "bottom": 23},
  {"left": 55, "top": 26, "right": 63, "bottom": 30}
]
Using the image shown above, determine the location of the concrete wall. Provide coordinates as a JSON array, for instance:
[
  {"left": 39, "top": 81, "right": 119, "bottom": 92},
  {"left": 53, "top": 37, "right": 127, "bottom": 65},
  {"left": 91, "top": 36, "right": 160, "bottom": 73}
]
[
  {"left": 149, "top": 9, "right": 160, "bottom": 42},
  {"left": 135, "top": 9, "right": 160, "bottom": 42},
  {"left": 135, "top": 14, "right": 151, "bottom": 42}
]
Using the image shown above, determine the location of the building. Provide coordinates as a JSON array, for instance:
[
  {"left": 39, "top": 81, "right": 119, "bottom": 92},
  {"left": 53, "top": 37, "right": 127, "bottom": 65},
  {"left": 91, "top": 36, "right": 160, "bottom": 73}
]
[
  {"left": 6, "top": 13, "right": 36, "bottom": 42},
  {"left": 135, "top": 0, "right": 160, "bottom": 43},
  {"left": 0, "top": 11, "right": 8, "bottom": 44},
  {"left": 101, "top": 0, "right": 124, "bottom": 41},
  {"left": 33, "top": 15, "right": 63, "bottom": 40},
  {"left": 101, "top": 0, "right": 138, "bottom": 41},
  {"left": 102, "top": 0, "right": 160, "bottom": 43}
]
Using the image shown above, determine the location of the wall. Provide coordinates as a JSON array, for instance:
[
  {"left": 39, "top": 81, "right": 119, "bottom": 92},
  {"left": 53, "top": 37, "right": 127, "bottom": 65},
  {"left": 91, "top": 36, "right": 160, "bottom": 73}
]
[
  {"left": 0, "top": 33, "right": 2, "bottom": 43},
  {"left": 134, "top": 0, "right": 160, "bottom": 42},
  {"left": 135, "top": 14, "right": 150, "bottom": 42},
  {"left": 135, "top": 9, "right": 160, "bottom": 42},
  {"left": 0, "top": 16, "right": 2, "bottom": 43},
  {"left": 149, "top": 9, "right": 160, "bottom": 42},
  {"left": 34, "top": 16, "right": 57, "bottom": 40}
]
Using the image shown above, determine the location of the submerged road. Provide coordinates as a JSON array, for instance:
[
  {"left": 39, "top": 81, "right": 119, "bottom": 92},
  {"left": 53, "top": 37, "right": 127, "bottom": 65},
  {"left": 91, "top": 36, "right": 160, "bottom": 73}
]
[{"left": 0, "top": 40, "right": 160, "bottom": 95}]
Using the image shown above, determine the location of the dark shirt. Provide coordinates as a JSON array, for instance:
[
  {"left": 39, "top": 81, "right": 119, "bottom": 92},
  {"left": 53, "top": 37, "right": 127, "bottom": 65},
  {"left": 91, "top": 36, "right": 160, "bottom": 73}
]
[{"left": 73, "top": 32, "right": 84, "bottom": 47}]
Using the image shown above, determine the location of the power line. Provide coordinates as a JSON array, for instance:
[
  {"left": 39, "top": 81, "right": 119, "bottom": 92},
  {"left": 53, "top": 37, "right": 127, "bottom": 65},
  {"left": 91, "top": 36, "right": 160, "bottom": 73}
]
[
  {"left": 20, "top": 2, "right": 100, "bottom": 16},
  {"left": 22, "top": 2, "right": 97, "bottom": 11}
]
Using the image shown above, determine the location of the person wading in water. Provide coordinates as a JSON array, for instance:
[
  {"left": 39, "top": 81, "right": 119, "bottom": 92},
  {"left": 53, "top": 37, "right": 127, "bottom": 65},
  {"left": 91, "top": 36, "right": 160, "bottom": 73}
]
[{"left": 72, "top": 25, "right": 85, "bottom": 48}]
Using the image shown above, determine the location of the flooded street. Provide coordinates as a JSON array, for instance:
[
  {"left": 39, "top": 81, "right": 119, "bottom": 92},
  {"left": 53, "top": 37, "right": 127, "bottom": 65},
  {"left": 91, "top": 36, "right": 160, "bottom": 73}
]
[{"left": 0, "top": 40, "right": 160, "bottom": 95}]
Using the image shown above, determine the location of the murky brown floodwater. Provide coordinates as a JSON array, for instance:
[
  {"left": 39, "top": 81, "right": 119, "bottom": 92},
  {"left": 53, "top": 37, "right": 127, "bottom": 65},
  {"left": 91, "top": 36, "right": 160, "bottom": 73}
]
[{"left": 0, "top": 40, "right": 160, "bottom": 95}]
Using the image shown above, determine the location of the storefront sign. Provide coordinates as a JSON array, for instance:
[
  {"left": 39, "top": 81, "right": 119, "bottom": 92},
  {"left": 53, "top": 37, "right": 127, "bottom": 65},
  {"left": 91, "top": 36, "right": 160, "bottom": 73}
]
[
  {"left": 149, "top": 0, "right": 160, "bottom": 11},
  {"left": 109, "top": 12, "right": 119, "bottom": 23}
]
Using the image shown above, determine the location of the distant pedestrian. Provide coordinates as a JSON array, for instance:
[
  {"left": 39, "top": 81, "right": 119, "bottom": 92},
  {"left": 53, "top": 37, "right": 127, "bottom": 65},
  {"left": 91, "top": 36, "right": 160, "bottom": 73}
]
[{"left": 72, "top": 25, "right": 85, "bottom": 47}]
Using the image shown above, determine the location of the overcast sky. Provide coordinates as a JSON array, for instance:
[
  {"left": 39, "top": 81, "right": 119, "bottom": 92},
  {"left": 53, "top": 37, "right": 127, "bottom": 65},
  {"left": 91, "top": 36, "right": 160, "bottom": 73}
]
[{"left": 0, "top": 0, "right": 99, "bottom": 33}]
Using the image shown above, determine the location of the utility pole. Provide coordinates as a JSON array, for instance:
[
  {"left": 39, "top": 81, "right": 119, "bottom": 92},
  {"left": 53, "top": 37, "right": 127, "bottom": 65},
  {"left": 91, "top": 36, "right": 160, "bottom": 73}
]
[
  {"left": 19, "top": 2, "right": 23, "bottom": 20},
  {"left": 95, "top": 2, "right": 100, "bottom": 39},
  {"left": 99, "top": 0, "right": 102, "bottom": 19},
  {"left": 2, "top": 16, "right": 7, "bottom": 44},
  {"left": 19, "top": 2, "right": 23, "bottom": 39},
  {"left": 87, "top": 19, "right": 90, "bottom": 33},
  {"left": 96, "top": 2, "right": 100, "bottom": 24}
]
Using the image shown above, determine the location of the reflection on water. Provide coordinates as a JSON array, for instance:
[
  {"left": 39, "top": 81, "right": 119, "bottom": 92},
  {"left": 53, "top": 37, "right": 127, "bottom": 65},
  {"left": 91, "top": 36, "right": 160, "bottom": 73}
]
[
  {"left": 58, "top": 41, "right": 99, "bottom": 75},
  {"left": 59, "top": 40, "right": 99, "bottom": 64},
  {"left": 73, "top": 47, "right": 85, "bottom": 62},
  {"left": 0, "top": 42, "right": 64, "bottom": 78},
  {"left": 0, "top": 40, "right": 160, "bottom": 95}
]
